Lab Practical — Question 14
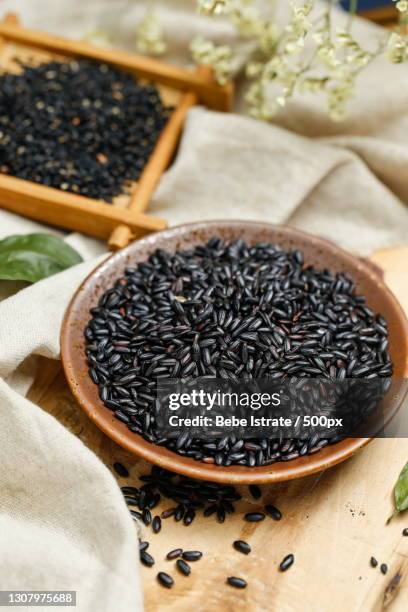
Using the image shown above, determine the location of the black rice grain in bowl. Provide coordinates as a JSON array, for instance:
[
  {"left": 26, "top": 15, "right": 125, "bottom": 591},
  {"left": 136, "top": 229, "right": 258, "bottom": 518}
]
[{"left": 85, "top": 237, "right": 392, "bottom": 467}]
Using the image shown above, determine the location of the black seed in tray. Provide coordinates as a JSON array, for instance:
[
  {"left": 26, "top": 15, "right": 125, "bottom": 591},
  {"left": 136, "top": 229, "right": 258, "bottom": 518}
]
[
  {"left": 249, "top": 485, "right": 262, "bottom": 500},
  {"left": 233, "top": 540, "right": 251, "bottom": 555},
  {"left": 380, "top": 563, "right": 388, "bottom": 575},
  {"left": 157, "top": 572, "right": 174, "bottom": 588},
  {"left": 403, "top": 528, "right": 408, "bottom": 536},
  {"left": 176, "top": 559, "right": 191, "bottom": 576},
  {"left": 140, "top": 551, "right": 155, "bottom": 567},
  {"left": 370, "top": 557, "right": 378, "bottom": 568},
  {"left": 167, "top": 549, "right": 183, "bottom": 560},
  {"left": 182, "top": 551, "right": 203, "bottom": 562},
  {"left": 227, "top": 577, "right": 247, "bottom": 589},
  {"left": 265, "top": 504, "right": 282, "bottom": 521},
  {"left": 244, "top": 512, "right": 265, "bottom": 522},
  {"left": 139, "top": 541, "right": 149, "bottom": 552},
  {"left": 85, "top": 237, "right": 393, "bottom": 468},
  {"left": 152, "top": 516, "right": 162, "bottom": 533},
  {"left": 113, "top": 462, "right": 129, "bottom": 477},
  {"left": 0, "top": 59, "right": 171, "bottom": 202},
  {"left": 279, "top": 554, "right": 295, "bottom": 572}
]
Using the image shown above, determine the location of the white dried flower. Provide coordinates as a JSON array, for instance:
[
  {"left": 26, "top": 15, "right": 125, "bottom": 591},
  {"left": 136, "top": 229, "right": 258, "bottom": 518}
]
[
  {"left": 386, "top": 32, "right": 408, "bottom": 63},
  {"left": 136, "top": 12, "right": 166, "bottom": 56},
  {"left": 191, "top": 0, "right": 408, "bottom": 121},
  {"left": 198, "top": 0, "right": 228, "bottom": 15},
  {"left": 83, "top": 29, "right": 113, "bottom": 47},
  {"left": 299, "top": 77, "right": 328, "bottom": 93},
  {"left": 396, "top": 1, "right": 408, "bottom": 12},
  {"left": 191, "top": 36, "right": 233, "bottom": 84}
]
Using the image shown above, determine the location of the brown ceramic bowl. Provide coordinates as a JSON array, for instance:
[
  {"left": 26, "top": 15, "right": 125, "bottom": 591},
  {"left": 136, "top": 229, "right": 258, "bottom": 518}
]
[{"left": 61, "top": 221, "right": 408, "bottom": 484}]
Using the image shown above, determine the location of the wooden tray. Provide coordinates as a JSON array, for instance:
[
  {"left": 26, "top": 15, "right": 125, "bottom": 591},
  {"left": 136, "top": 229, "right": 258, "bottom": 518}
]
[{"left": 0, "top": 13, "right": 233, "bottom": 249}]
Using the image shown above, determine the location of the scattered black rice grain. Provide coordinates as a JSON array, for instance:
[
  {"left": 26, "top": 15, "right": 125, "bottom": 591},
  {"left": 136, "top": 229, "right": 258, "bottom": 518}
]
[
  {"left": 233, "top": 540, "right": 251, "bottom": 555},
  {"left": 0, "top": 59, "right": 171, "bottom": 202},
  {"left": 161, "top": 508, "right": 176, "bottom": 519},
  {"left": 244, "top": 512, "right": 265, "bottom": 523},
  {"left": 157, "top": 572, "right": 174, "bottom": 588},
  {"left": 183, "top": 508, "right": 196, "bottom": 526},
  {"left": 139, "top": 541, "right": 149, "bottom": 552},
  {"left": 130, "top": 510, "right": 143, "bottom": 522},
  {"left": 249, "top": 485, "right": 262, "bottom": 500},
  {"left": 142, "top": 508, "right": 152, "bottom": 526},
  {"left": 279, "top": 554, "right": 295, "bottom": 572},
  {"left": 226, "top": 577, "right": 247, "bottom": 589},
  {"left": 370, "top": 557, "right": 378, "bottom": 568},
  {"left": 174, "top": 506, "right": 185, "bottom": 522},
  {"left": 265, "top": 504, "right": 282, "bottom": 521},
  {"left": 167, "top": 549, "right": 183, "bottom": 560},
  {"left": 203, "top": 505, "right": 218, "bottom": 518},
  {"left": 403, "top": 528, "right": 408, "bottom": 536},
  {"left": 113, "top": 462, "right": 129, "bottom": 477},
  {"left": 86, "top": 237, "right": 392, "bottom": 468},
  {"left": 182, "top": 551, "right": 202, "bottom": 562},
  {"left": 140, "top": 551, "right": 155, "bottom": 567},
  {"left": 152, "top": 516, "right": 162, "bottom": 533},
  {"left": 217, "top": 506, "right": 226, "bottom": 524},
  {"left": 121, "top": 466, "right": 242, "bottom": 525},
  {"left": 380, "top": 563, "right": 388, "bottom": 575},
  {"left": 176, "top": 559, "right": 191, "bottom": 576}
]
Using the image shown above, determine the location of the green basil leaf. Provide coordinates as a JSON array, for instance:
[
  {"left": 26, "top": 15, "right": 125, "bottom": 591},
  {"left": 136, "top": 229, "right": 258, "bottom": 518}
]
[
  {"left": 388, "top": 461, "right": 408, "bottom": 523},
  {"left": 395, "top": 462, "right": 408, "bottom": 513},
  {"left": 0, "top": 250, "right": 66, "bottom": 282},
  {"left": 0, "top": 234, "right": 83, "bottom": 268}
]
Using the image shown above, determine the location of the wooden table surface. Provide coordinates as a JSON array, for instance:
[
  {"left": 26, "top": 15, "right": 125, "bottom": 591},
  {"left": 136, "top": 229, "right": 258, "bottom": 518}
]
[{"left": 27, "top": 245, "right": 408, "bottom": 612}]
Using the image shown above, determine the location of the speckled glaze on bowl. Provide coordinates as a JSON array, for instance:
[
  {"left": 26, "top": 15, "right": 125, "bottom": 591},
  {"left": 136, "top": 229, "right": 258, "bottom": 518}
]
[{"left": 61, "top": 221, "right": 408, "bottom": 484}]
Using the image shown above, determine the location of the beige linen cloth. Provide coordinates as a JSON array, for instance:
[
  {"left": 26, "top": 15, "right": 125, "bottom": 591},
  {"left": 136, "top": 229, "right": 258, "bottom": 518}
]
[{"left": 0, "top": 1, "right": 407, "bottom": 610}]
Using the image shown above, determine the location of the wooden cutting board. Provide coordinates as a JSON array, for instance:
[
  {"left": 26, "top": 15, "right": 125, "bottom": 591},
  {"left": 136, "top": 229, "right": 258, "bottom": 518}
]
[{"left": 27, "top": 245, "right": 408, "bottom": 612}]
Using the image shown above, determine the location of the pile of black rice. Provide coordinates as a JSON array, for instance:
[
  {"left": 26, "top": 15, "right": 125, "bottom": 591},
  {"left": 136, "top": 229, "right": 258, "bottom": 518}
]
[
  {"left": 85, "top": 237, "right": 392, "bottom": 466},
  {"left": 0, "top": 59, "right": 171, "bottom": 201}
]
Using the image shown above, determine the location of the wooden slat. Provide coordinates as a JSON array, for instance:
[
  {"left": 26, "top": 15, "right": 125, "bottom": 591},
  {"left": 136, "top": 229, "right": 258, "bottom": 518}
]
[
  {"left": 0, "top": 22, "right": 233, "bottom": 111},
  {"left": 0, "top": 174, "right": 167, "bottom": 239},
  {"left": 360, "top": 5, "right": 398, "bottom": 25},
  {"left": 108, "top": 89, "right": 198, "bottom": 249}
]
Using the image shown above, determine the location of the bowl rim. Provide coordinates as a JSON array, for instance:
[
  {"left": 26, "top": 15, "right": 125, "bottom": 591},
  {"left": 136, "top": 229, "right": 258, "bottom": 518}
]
[{"left": 61, "top": 220, "right": 408, "bottom": 484}]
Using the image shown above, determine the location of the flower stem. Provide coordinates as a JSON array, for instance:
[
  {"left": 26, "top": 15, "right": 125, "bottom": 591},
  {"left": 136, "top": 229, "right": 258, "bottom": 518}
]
[{"left": 347, "top": 0, "right": 359, "bottom": 31}]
